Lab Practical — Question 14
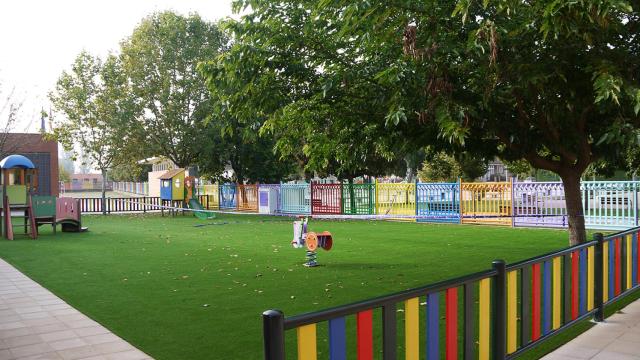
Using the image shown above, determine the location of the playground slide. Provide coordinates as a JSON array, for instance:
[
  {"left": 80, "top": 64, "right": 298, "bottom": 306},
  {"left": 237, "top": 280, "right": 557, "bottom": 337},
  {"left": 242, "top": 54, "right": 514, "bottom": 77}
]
[{"left": 188, "top": 199, "right": 215, "bottom": 220}]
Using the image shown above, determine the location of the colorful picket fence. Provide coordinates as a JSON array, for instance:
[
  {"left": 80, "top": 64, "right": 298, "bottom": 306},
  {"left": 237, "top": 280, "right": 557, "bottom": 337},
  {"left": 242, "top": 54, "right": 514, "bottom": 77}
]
[
  {"left": 461, "top": 181, "right": 512, "bottom": 226},
  {"left": 416, "top": 182, "right": 459, "bottom": 223},
  {"left": 281, "top": 184, "right": 311, "bottom": 214},
  {"left": 263, "top": 227, "right": 640, "bottom": 360},
  {"left": 237, "top": 184, "right": 258, "bottom": 212},
  {"left": 375, "top": 182, "right": 416, "bottom": 217},
  {"left": 342, "top": 183, "right": 375, "bottom": 215}
]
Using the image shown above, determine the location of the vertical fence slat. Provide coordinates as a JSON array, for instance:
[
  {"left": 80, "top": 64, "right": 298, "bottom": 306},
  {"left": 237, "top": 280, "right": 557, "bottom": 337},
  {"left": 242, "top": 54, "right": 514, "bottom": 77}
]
[
  {"left": 507, "top": 271, "right": 517, "bottom": 354},
  {"left": 571, "top": 251, "right": 579, "bottom": 320},
  {"left": 579, "top": 248, "right": 587, "bottom": 315},
  {"left": 357, "top": 310, "right": 373, "bottom": 360},
  {"left": 382, "top": 303, "right": 396, "bottom": 360},
  {"left": 445, "top": 288, "right": 458, "bottom": 360},
  {"left": 542, "top": 261, "right": 552, "bottom": 335},
  {"left": 405, "top": 298, "right": 419, "bottom": 360},
  {"left": 464, "top": 282, "right": 475, "bottom": 360},
  {"left": 615, "top": 238, "right": 622, "bottom": 296},
  {"left": 552, "top": 257, "right": 562, "bottom": 330},
  {"left": 329, "top": 317, "right": 346, "bottom": 360},
  {"left": 297, "top": 324, "right": 317, "bottom": 360},
  {"left": 478, "top": 279, "right": 490, "bottom": 360},
  {"left": 531, "top": 263, "right": 541, "bottom": 341},
  {"left": 426, "top": 293, "right": 439, "bottom": 360},
  {"left": 521, "top": 266, "right": 532, "bottom": 345},
  {"left": 587, "top": 247, "right": 595, "bottom": 311}
]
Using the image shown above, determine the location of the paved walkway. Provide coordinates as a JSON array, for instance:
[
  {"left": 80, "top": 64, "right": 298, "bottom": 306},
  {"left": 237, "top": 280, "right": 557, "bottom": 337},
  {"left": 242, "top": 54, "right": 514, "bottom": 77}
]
[
  {"left": 0, "top": 259, "right": 152, "bottom": 360},
  {"left": 543, "top": 300, "right": 640, "bottom": 360}
]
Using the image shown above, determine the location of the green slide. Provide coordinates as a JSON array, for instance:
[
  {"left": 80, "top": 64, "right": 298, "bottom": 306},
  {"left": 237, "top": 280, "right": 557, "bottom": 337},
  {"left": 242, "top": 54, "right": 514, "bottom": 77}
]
[{"left": 188, "top": 199, "right": 215, "bottom": 220}]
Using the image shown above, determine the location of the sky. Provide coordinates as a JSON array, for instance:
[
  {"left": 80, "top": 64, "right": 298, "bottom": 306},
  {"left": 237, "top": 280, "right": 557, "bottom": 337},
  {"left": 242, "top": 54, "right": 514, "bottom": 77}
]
[{"left": 0, "top": 0, "right": 235, "bottom": 133}]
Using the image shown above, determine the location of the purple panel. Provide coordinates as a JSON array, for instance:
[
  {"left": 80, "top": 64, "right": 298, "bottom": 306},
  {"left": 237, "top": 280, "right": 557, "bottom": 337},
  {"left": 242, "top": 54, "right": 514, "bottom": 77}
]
[
  {"left": 513, "top": 182, "right": 567, "bottom": 228},
  {"left": 259, "top": 191, "right": 269, "bottom": 207}
]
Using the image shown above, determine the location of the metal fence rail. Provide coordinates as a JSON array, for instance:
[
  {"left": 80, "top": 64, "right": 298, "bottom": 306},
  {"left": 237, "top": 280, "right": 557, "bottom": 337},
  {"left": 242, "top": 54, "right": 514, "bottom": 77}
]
[
  {"left": 375, "top": 183, "right": 416, "bottom": 218},
  {"left": 311, "top": 183, "right": 342, "bottom": 215},
  {"left": 237, "top": 184, "right": 258, "bottom": 212},
  {"left": 582, "top": 181, "right": 639, "bottom": 230},
  {"left": 513, "top": 182, "right": 567, "bottom": 228},
  {"left": 281, "top": 184, "right": 311, "bottom": 214},
  {"left": 219, "top": 184, "right": 237, "bottom": 210},
  {"left": 342, "top": 183, "right": 375, "bottom": 215},
  {"left": 461, "top": 181, "right": 512, "bottom": 226},
  {"left": 416, "top": 182, "right": 460, "bottom": 223},
  {"left": 263, "top": 226, "right": 640, "bottom": 360},
  {"left": 78, "top": 197, "right": 161, "bottom": 213}
]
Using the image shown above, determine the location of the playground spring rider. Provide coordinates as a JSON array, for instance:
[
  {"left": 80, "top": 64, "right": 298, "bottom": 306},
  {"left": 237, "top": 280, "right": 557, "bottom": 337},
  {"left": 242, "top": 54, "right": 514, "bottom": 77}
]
[{"left": 292, "top": 217, "right": 333, "bottom": 267}]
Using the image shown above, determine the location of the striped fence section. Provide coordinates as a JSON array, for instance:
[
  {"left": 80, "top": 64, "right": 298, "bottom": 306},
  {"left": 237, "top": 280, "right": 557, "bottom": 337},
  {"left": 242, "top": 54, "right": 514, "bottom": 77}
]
[
  {"left": 416, "top": 182, "right": 459, "bottom": 223},
  {"left": 220, "top": 184, "right": 237, "bottom": 209},
  {"left": 375, "top": 182, "right": 416, "bottom": 217},
  {"left": 342, "top": 183, "right": 375, "bottom": 215},
  {"left": 237, "top": 184, "right": 258, "bottom": 212},
  {"left": 311, "top": 183, "right": 342, "bottom": 215},
  {"left": 263, "top": 226, "right": 640, "bottom": 360},
  {"left": 281, "top": 184, "right": 311, "bottom": 214},
  {"left": 461, "top": 181, "right": 512, "bottom": 226},
  {"left": 78, "top": 197, "right": 161, "bottom": 213}
]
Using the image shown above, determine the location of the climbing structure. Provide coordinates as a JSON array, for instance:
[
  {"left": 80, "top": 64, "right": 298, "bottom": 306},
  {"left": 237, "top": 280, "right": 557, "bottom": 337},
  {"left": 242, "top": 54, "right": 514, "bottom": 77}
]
[{"left": 0, "top": 155, "right": 39, "bottom": 240}]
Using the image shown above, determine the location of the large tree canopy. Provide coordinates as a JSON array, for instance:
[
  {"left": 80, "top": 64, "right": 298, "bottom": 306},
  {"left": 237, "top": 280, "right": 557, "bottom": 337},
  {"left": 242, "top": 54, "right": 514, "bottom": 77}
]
[
  {"left": 217, "top": 0, "right": 640, "bottom": 244},
  {"left": 120, "top": 11, "right": 228, "bottom": 168}
]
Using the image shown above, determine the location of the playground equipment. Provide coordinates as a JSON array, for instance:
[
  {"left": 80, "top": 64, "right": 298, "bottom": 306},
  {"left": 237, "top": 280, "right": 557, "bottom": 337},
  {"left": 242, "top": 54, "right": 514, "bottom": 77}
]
[
  {"left": 184, "top": 176, "right": 214, "bottom": 219},
  {"left": 0, "top": 155, "right": 38, "bottom": 240},
  {"left": 56, "top": 197, "right": 87, "bottom": 232},
  {"left": 159, "top": 168, "right": 185, "bottom": 216},
  {"left": 292, "top": 217, "right": 333, "bottom": 267},
  {"left": 32, "top": 196, "right": 87, "bottom": 233}
]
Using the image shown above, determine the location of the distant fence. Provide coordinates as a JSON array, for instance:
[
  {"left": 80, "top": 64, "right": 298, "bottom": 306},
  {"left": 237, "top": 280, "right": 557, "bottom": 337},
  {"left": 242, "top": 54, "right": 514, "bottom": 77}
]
[
  {"left": 262, "top": 227, "right": 640, "bottom": 360},
  {"left": 74, "top": 180, "right": 640, "bottom": 231},
  {"left": 78, "top": 197, "right": 161, "bottom": 213},
  {"left": 113, "top": 182, "right": 148, "bottom": 196},
  {"left": 62, "top": 181, "right": 113, "bottom": 192}
]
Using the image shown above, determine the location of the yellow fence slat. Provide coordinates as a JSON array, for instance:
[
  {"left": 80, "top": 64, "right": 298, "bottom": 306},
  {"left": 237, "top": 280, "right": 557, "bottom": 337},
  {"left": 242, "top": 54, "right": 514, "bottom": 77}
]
[
  {"left": 297, "top": 324, "right": 317, "bottom": 360},
  {"left": 478, "top": 278, "right": 490, "bottom": 360},
  {"left": 507, "top": 270, "right": 518, "bottom": 353},
  {"left": 405, "top": 297, "right": 419, "bottom": 360},
  {"left": 552, "top": 257, "right": 561, "bottom": 329},
  {"left": 588, "top": 247, "right": 594, "bottom": 311}
]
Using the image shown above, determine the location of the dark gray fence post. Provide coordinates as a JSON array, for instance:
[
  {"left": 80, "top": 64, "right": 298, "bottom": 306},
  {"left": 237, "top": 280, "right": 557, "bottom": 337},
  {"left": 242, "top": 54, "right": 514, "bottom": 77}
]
[
  {"left": 263, "top": 309, "right": 285, "bottom": 360},
  {"left": 594, "top": 233, "right": 605, "bottom": 322},
  {"left": 492, "top": 260, "right": 507, "bottom": 360}
]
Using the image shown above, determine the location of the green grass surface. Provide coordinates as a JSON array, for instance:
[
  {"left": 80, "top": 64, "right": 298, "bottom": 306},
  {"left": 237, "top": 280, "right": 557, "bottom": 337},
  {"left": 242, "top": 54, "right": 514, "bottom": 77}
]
[{"left": 0, "top": 214, "right": 630, "bottom": 359}]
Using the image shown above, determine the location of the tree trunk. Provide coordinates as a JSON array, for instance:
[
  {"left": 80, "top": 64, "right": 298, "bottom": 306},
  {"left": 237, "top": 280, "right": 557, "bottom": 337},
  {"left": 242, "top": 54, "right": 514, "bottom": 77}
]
[
  {"left": 348, "top": 176, "right": 355, "bottom": 214},
  {"left": 101, "top": 168, "right": 107, "bottom": 215},
  {"left": 560, "top": 172, "right": 586, "bottom": 246}
]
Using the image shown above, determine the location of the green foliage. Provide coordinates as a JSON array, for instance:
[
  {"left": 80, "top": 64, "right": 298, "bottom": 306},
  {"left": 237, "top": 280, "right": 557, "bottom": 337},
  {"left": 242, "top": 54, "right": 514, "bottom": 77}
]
[
  {"left": 58, "top": 164, "right": 70, "bottom": 183},
  {"left": 109, "top": 162, "right": 151, "bottom": 182},
  {"left": 49, "top": 52, "right": 135, "bottom": 175},
  {"left": 504, "top": 160, "right": 534, "bottom": 179},
  {"left": 217, "top": 0, "right": 640, "bottom": 243},
  {"left": 418, "top": 152, "right": 460, "bottom": 182},
  {"left": 120, "top": 12, "right": 227, "bottom": 168}
]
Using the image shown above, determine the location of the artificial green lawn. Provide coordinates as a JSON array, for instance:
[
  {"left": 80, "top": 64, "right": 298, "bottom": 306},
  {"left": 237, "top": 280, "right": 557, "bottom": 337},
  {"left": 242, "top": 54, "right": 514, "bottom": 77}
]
[{"left": 0, "top": 214, "right": 631, "bottom": 359}]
